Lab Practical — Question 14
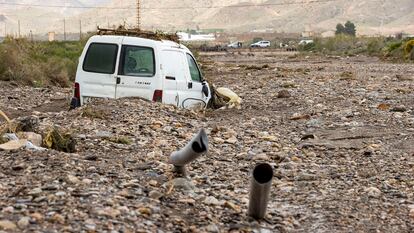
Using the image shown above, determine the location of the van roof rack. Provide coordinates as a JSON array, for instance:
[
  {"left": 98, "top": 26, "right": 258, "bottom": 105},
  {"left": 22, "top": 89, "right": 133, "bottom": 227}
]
[{"left": 97, "top": 26, "right": 179, "bottom": 43}]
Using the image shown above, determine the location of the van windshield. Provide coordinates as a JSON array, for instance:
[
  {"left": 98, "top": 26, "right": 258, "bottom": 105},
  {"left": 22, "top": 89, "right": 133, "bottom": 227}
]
[
  {"left": 83, "top": 43, "right": 118, "bottom": 74},
  {"left": 120, "top": 45, "right": 155, "bottom": 77}
]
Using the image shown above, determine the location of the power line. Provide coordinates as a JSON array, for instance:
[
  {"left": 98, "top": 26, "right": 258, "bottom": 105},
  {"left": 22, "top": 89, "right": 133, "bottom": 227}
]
[{"left": 0, "top": 0, "right": 361, "bottom": 10}]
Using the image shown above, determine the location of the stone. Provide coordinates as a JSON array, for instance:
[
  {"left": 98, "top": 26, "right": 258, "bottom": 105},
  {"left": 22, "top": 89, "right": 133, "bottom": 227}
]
[
  {"left": 391, "top": 106, "right": 407, "bottom": 112},
  {"left": 50, "top": 214, "right": 65, "bottom": 224},
  {"left": 96, "top": 207, "right": 121, "bottom": 218},
  {"left": 67, "top": 175, "right": 80, "bottom": 184},
  {"left": 172, "top": 178, "right": 195, "bottom": 191},
  {"left": 0, "top": 139, "right": 28, "bottom": 151},
  {"left": 410, "top": 208, "right": 414, "bottom": 221},
  {"left": 365, "top": 187, "right": 382, "bottom": 198},
  {"left": 203, "top": 196, "right": 221, "bottom": 206},
  {"left": 0, "top": 220, "right": 17, "bottom": 230},
  {"left": 95, "top": 130, "right": 112, "bottom": 138},
  {"left": 17, "top": 217, "right": 30, "bottom": 229},
  {"left": 30, "top": 213, "right": 43, "bottom": 223},
  {"left": 277, "top": 89, "right": 291, "bottom": 98},
  {"left": 28, "top": 188, "right": 43, "bottom": 196},
  {"left": 149, "top": 190, "right": 163, "bottom": 200},
  {"left": 1, "top": 207, "right": 14, "bottom": 213},
  {"left": 205, "top": 224, "right": 220, "bottom": 232}
]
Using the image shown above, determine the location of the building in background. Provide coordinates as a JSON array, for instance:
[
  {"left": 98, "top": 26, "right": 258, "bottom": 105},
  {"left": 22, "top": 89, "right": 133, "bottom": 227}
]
[
  {"left": 48, "top": 32, "right": 56, "bottom": 42},
  {"left": 177, "top": 32, "right": 216, "bottom": 42}
]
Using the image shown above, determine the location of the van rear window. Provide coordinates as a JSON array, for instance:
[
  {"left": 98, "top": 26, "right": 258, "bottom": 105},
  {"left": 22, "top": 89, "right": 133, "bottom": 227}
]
[{"left": 83, "top": 43, "right": 118, "bottom": 74}]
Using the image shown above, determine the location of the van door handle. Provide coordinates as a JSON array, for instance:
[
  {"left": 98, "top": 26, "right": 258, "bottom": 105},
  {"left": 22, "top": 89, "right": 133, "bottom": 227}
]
[
  {"left": 116, "top": 76, "right": 121, "bottom": 84},
  {"left": 188, "top": 82, "right": 193, "bottom": 89},
  {"left": 166, "top": 76, "right": 176, "bottom": 80}
]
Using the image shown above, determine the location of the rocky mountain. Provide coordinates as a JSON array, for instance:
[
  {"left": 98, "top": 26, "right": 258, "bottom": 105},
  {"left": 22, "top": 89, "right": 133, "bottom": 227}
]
[
  {"left": 2, "top": 0, "right": 414, "bottom": 36},
  {"left": 71, "top": 0, "right": 414, "bottom": 35}
]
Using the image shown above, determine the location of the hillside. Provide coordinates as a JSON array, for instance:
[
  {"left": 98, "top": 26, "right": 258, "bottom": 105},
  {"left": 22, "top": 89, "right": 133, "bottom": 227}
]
[
  {"left": 1, "top": 0, "right": 414, "bottom": 36},
  {"left": 70, "top": 0, "right": 414, "bottom": 35}
]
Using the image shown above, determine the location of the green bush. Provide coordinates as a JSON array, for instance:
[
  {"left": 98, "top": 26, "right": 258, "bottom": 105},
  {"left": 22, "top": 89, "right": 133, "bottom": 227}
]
[
  {"left": 299, "top": 35, "right": 409, "bottom": 61},
  {"left": 0, "top": 38, "right": 85, "bottom": 87}
]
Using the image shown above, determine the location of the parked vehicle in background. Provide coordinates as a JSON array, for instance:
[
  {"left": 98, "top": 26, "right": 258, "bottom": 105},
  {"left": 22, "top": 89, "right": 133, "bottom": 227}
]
[
  {"left": 299, "top": 39, "right": 314, "bottom": 45},
  {"left": 250, "top": 40, "right": 271, "bottom": 48},
  {"left": 71, "top": 35, "right": 211, "bottom": 109},
  {"left": 228, "top": 41, "right": 243, "bottom": 48}
]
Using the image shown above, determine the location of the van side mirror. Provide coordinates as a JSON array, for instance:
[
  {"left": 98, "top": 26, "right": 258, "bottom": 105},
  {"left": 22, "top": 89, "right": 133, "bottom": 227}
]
[{"left": 202, "top": 83, "right": 209, "bottom": 97}]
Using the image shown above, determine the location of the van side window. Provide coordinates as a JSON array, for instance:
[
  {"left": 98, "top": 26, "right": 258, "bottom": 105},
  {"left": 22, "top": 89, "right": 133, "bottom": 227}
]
[
  {"left": 120, "top": 45, "right": 155, "bottom": 77},
  {"left": 186, "top": 54, "right": 202, "bottom": 82},
  {"left": 83, "top": 43, "right": 118, "bottom": 74}
]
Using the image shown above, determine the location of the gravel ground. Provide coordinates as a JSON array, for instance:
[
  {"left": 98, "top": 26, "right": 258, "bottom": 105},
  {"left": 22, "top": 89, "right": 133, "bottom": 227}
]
[{"left": 0, "top": 51, "right": 414, "bottom": 232}]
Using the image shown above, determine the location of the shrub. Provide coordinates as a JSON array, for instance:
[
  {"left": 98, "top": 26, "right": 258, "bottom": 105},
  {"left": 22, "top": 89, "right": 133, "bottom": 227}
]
[{"left": 0, "top": 38, "right": 85, "bottom": 87}]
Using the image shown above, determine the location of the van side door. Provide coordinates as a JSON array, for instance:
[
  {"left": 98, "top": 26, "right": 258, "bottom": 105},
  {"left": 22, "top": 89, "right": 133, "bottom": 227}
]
[
  {"left": 79, "top": 40, "right": 121, "bottom": 101},
  {"left": 161, "top": 50, "right": 186, "bottom": 106},
  {"left": 115, "top": 44, "right": 156, "bottom": 100},
  {"left": 179, "top": 53, "right": 206, "bottom": 108}
]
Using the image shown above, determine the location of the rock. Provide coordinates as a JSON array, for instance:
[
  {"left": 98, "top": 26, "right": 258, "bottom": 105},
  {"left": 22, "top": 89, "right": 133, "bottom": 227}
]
[
  {"left": 0, "top": 220, "right": 17, "bottom": 230},
  {"left": 17, "top": 217, "right": 30, "bottom": 229},
  {"left": 391, "top": 106, "right": 407, "bottom": 112},
  {"left": 50, "top": 214, "right": 65, "bottom": 224},
  {"left": 224, "top": 201, "right": 241, "bottom": 212},
  {"left": 1, "top": 207, "right": 14, "bottom": 213},
  {"left": 28, "top": 187, "right": 43, "bottom": 196},
  {"left": 172, "top": 178, "right": 195, "bottom": 191},
  {"left": 0, "top": 139, "right": 28, "bottom": 151},
  {"left": 138, "top": 207, "right": 152, "bottom": 216},
  {"left": 95, "top": 130, "right": 112, "bottom": 138},
  {"left": 277, "top": 89, "right": 291, "bottom": 98},
  {"left": 410, "top": 208, "right": 414, "bottom": 221},
  {"left": 82, "top": 179, "right": 92, "bottom": 185},
  {"left": 67, "top": 175, "right": 80, "bottom": 184},
  {"left": 85, "top": 154, "right": 98, "bottom": 161},
  {"left": 96, "top": 207, "right": 121, "bottom": 218},
  {"left": 296, "top": 173, "right": 317, "bottom": 181},
  {"left": 225, "top": 136, "right": 238, "bottom": 144},
  {"left": 148, "top": 180, "right": 158, "bottom": 186},
  {"left": 365, "top": 187, "right": 382, "bottom": 198},
  {"left": 30, "top": 213, "right": 44, "bottom": 223},
  {"left": 149, "top": 190, "right": 163, "bottom": 200},
  {"left": 203, "top": 196, "right": 221, "bottom": 206},
  {"left": 55, "top": 191, "right": 66, "bottom": 197},
  {"left": 205, "top": 224, "right": 220, "bottom": 232},
  {"left": 253, "top": 153, "right": 270, "bottom": 161},
  {"left": 84, "top": 219, "right": 96, "bottom": 231}
]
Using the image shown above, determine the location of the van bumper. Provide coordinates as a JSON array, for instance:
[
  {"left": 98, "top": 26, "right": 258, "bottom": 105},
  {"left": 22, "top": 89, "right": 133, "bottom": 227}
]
[{"left": 70, "top": 97, "right": 81, "bottom": 109}]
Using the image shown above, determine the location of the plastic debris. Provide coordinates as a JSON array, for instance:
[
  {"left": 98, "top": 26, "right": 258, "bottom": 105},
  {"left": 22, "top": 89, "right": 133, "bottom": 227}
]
[{"left": 216, "top": 87, "right": 242, "bottom": 109}]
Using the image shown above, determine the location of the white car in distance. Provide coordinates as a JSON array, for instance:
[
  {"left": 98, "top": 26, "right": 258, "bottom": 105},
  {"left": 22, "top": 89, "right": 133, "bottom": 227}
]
[{"left": 250, "top": 40, "right": 271, "bottom": 48}]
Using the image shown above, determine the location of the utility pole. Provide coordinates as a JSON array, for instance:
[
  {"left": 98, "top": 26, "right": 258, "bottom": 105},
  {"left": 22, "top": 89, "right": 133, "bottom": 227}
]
[
  {"left": 79, "top": 20, "right": 82, "bottom": 40},
  {"left": 63, "top": 18, "right": 66, "bottom": 41},
  {"left": 136, "top": 0, "right": 141, "bottom": 30},
  {"left": 18, "top": 20, "right": 20, "bottom": 38}
]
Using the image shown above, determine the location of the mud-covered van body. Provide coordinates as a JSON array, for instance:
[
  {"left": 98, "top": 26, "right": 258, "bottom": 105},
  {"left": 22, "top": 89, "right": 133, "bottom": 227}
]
[{"left": 71, "top": 35, "right": 211, "bottom": 109}]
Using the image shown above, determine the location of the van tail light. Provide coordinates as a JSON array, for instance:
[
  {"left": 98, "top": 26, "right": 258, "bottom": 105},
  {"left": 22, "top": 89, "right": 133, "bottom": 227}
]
[
  {"left": 74, "top": 82, "right": 80, "bottom": 99},
  {"left": 152, "top": 90, "right": 163, "bottom": 102}
]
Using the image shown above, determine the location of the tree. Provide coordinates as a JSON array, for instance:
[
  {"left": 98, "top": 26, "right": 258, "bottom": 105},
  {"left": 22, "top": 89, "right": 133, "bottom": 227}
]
[
  {"left": 344, "top": 21, "right": 356, "bottom": 36},
  {"left": 335, "top": 23, "right": 345, "bottom": 35}
]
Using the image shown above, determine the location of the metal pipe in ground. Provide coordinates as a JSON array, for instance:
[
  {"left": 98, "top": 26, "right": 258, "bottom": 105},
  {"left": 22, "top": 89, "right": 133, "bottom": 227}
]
[
  {"left": 169, "top": 129, "right": 208, "bottom": 176},
  {"left": 248, "top": 163, "right": 274, "bottom": 219}
]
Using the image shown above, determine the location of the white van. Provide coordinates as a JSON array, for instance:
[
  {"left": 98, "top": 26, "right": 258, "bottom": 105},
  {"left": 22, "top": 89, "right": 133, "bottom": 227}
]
[
  {"left": 70, "top": 35, "right": 211, "bottom": 109},
  {"left": 249, "top": 40, "right": 271, "bottom": 48}
]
